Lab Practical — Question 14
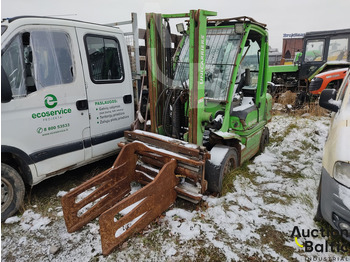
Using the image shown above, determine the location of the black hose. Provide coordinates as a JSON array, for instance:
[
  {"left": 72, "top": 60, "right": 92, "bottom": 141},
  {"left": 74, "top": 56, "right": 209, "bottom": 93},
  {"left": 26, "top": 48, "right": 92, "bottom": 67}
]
[
  {"left": 162, "top": 88, "right": 174, "bottom": 137},
  {"left": 172, "top": 89, "right": 184, "bottom": 139},
  {"left": 155, "top": 86, "right": 169, "bottom": 132}
]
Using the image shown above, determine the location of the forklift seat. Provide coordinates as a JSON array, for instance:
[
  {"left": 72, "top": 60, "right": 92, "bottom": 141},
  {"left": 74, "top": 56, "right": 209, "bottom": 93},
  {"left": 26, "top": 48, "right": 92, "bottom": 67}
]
[
  {"left": 230, "top": 96, "right": 256, "bottom": 120},
  {"left": 241, "top": 85, "right": 256, "bottom": 97}
]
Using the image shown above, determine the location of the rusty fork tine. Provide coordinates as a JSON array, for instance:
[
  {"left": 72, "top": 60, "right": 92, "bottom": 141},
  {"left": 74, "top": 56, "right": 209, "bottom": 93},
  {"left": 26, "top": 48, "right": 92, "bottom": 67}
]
[
  {"left": 61, "top": 144, "right": 140, "bottom": 232},
  {"left": 99, "top": 159, "right": 178, "bottom": 255}
]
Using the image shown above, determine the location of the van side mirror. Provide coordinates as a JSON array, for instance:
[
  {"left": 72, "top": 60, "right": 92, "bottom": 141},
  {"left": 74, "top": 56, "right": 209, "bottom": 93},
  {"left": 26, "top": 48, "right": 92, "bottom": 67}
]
[
  {"left": 1, "top": 66, "right": 12, "bottom": 103},
  {"left": 319, "top": 89, "right": 339, "bottom": 112}
]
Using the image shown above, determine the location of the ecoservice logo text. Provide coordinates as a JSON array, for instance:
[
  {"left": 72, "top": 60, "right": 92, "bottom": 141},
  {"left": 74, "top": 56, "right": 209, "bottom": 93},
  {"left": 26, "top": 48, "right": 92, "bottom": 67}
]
[
  {"left": 31, "top": 94, "right": 72, "bottom": 119},
  {"left": 44, "top": 94, "right": 58, "bottom": 109}
]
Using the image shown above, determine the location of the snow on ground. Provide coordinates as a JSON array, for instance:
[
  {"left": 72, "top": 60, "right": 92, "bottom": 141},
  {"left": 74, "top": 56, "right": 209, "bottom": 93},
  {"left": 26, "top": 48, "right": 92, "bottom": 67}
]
[{"left": 2, "top": 115, "right": 349, "bottom": 261}]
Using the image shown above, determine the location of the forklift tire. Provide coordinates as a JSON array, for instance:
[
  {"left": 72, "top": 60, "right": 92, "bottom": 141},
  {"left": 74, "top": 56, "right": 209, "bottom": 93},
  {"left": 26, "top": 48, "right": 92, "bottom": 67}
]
[
  {"left": 1, "top": 163, "right": 25, "bottom": 222},
  {"left": 205, "top": 146, "right": 238, "bottom": 194},
  {"left": 259, "top": 127, "right": 269, "bottom": 153}
]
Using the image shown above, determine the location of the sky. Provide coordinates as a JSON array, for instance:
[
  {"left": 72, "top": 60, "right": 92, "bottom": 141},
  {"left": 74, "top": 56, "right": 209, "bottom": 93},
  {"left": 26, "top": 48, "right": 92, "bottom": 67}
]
[{"left": 2, "top": 0, "right": 350, "bottom": 51}]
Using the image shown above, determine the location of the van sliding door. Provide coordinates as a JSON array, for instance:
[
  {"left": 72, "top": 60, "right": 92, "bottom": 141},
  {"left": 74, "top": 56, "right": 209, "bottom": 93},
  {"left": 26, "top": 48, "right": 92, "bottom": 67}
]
[{"left": 76, "top": 28, "right": 134, "bottom": 157}]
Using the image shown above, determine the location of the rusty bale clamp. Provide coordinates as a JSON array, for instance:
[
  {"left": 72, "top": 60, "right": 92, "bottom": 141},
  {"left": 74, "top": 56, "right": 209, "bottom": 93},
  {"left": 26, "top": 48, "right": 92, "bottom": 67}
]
[{"left": 61, "top": 130, "right": 209, "bottom": 255}]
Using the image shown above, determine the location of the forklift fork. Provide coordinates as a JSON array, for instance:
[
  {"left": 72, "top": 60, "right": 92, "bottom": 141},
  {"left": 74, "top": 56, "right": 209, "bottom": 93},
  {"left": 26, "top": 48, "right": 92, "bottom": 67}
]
[
  {"left": 61, "top": 132, "right": 208, "bottom": 255},
  {"left": 61, "top": 142, "right": 178, "bottom": 255},
  {"left": 99, "top": 158, "right": 177, "bottom": 255}
]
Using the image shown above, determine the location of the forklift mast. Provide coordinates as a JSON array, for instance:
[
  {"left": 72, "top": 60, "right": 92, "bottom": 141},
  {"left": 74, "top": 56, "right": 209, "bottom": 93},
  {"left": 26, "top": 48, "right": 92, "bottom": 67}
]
[{"left": 146, "top": 10, "right": 216, "bottom": 145}]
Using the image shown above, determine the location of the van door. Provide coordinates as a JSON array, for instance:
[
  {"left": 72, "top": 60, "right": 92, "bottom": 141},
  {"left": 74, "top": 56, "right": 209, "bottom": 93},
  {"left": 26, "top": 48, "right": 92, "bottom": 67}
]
[
  {"left": 75, "top": 28, "right": 134, "bottom": 157},
  {"left": 1, "top": 25, "right": 90, "bottom": 179}
]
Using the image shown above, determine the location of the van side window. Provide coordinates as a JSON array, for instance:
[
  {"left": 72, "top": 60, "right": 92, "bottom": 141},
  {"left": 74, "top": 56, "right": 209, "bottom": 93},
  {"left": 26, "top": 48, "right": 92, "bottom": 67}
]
[
  {"left": 31, "top": 30, "right": 74, "bottom": 89},
  {"left": 85, "top": 35, "right": 124, "bottom": 83},
  {"left": 1, "top": 29, "right": 74, "bottom": 98},
  {"left": 1, "top": 35, "right": 26, "bottom": 97}
]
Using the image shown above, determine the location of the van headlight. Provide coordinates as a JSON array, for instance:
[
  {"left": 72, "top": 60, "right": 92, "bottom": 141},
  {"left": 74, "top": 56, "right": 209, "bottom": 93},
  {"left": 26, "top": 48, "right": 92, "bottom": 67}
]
[{"left": 333, "top": 162, "right": 350, "bottom": 188}]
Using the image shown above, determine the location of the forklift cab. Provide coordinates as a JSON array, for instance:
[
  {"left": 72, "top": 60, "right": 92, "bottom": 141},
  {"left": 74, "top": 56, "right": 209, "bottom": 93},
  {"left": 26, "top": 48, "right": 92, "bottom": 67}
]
[
  {"left": 146, "top": 10, "right": 272, "bottom": 164},
  {"left": 171, "top": 22, "right": 268, "bottom": 133},
  {"left": 229, "top": 32, "right": 266, "bottom": 131}
]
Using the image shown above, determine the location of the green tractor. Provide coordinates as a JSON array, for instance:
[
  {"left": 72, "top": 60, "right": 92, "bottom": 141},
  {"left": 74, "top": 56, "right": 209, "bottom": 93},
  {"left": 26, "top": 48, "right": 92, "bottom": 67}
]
[{"left": 269, "top": 28, "right": 350, "bottom": 105}]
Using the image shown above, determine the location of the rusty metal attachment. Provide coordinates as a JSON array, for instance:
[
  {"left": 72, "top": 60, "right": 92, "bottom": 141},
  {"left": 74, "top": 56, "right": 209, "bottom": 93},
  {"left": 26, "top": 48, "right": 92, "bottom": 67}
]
[{"left": 61, "top": 130, "right": 209, "bottom": 255}]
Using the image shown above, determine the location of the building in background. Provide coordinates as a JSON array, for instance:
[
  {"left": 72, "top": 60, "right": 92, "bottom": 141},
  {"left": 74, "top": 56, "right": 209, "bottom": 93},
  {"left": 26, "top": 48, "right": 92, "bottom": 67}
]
[
  {"left": 281, "top": 33, "right": 305, "bottom": 64},
  {"left": 269, "top": 46, "right": 282, "bottom": 65}
]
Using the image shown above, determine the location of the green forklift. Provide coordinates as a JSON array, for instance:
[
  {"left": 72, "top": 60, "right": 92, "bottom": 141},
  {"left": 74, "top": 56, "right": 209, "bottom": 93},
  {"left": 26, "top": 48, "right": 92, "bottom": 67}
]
[
  {"left": 146, "top": 10, "right": 272, "bottom": 192},
  {"left": 62, "top": 10, "right": 274, "bottom": 255}
]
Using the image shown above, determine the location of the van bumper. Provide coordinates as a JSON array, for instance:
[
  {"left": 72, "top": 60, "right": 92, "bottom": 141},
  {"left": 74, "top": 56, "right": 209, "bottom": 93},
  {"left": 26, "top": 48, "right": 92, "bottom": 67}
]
[{"left": 320, "top": 167, "right": 350, "bottom": 242}]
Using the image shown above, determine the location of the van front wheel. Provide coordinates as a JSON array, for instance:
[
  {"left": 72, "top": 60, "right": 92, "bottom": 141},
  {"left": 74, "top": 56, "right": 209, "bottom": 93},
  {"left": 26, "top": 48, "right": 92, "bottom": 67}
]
[{"left": 1, "top": 163, "right": 25, "bottom": 222}]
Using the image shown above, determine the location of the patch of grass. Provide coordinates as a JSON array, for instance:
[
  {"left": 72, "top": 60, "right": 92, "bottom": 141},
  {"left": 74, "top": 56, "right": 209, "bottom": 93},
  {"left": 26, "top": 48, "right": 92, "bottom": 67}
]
[
  {"left": 286, "top": 123, "right": 299, "bottom": 133},
  {"left": 14, "top": 155, "right": 117, "bottom": 218},
  {"left": 141, "top": 227, "right": 167, "bottom": 252},
  {"left": 281, "top": 149, "right": 302, "bottom": 161},
  {"left": 300, "top": 139, "right": 319, "bottom": 152},
  {"left": 305, "top": 102, "right": 328, "bottom": 116},
  {"left": 88, "top": 255, "right": 100, "bottom": 262},
  {"left": 256, "top": 224, "right": 297, "bottom": 261},
  {"left": 270, "top": 122, "right": 299, "bottom": 144},
  {"left": 299, "top": 193, "right": 313, "bottom": 208},
  {"left": 275, "top": 168, "right": 304, "bottom": 181},
  {"left": 270, "top": 131, "right": 285, "bottom": 144},
  {"left": 194, "top": 244, "right": 227, "bottom": 261},
  {"left": 268, "top": 213, "right": 290, "bottom": 225},
  {"left": 291, "top": 172, "right": 305, "bottom": 181},
  {"left": 121, "top": 247, "right": 142, "bottom": 261},
  {"left": 273, "top": 94, "right": 328, "bottom": 117},
  {"left": 222, "top": 161, "right": 258, "bottom": 196},
  {"left": 262, "top": 192, "right": 293, "bottom": 206},
  {"left": 23, "top": 191, "right": 61, "bottom": 218},
  {"left": 260, "top": 188, "right": 295, "bottom": 207},
  {"left": 160, "top": 238, "right": 228, "bottom": 261}
]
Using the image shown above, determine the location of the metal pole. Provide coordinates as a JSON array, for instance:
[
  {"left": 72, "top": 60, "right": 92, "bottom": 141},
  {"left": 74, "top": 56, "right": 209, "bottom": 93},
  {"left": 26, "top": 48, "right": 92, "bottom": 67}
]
[{"left": 132, "top": 13, "right": 141, "bottom": 81}]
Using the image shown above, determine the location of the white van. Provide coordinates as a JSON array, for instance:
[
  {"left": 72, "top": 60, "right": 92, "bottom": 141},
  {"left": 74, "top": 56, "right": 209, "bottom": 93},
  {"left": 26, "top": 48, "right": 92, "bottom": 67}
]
[
  {"left": 1, "top": 17, "right": 134, "bottom": 220},
  {"left": 316, "top": 68, "right": 350, "bottom": 242}
]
